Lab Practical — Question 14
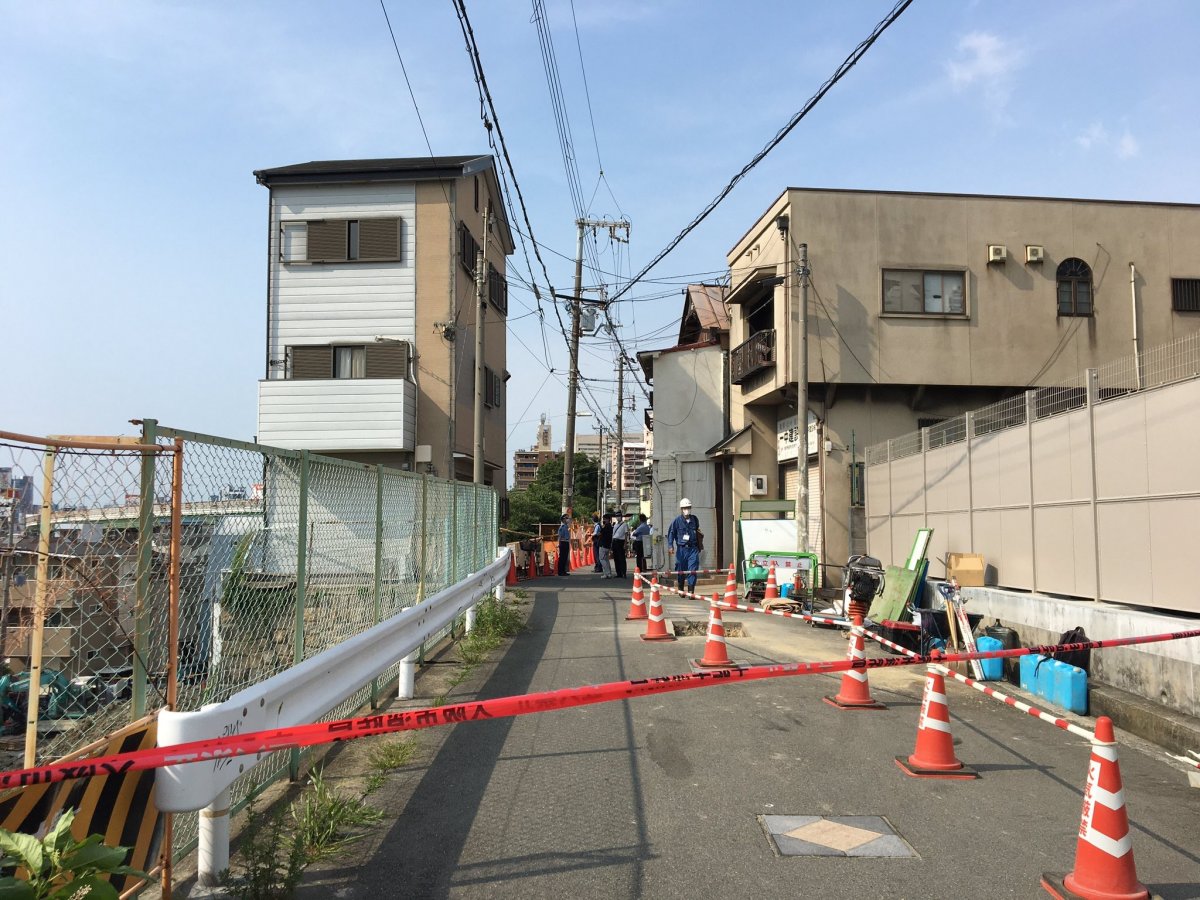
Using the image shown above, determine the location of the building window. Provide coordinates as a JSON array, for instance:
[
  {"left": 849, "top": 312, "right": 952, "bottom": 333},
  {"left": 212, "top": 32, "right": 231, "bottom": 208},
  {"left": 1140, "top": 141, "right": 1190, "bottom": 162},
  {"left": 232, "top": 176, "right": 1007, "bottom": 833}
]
[
  {"left": 289, "top": 342, "right": 409, "bottom": 380},
  {"left": 334, "top": 346, "right": 366, "bottom": 379},
  {"left": 488, "top": 263, "right": 508, "bottom": 315},
  {"left": 458, "top": 222, "right": 480, "bottom": 276},
  {"left": 1057, "top": 258, "right": 1093, "bottom": 317},
  {"left": 297, "top": 218, "right": 401, "bottom": 263},
  {"left": 484, "top": 366, "right": 503, "bottom": 408},
  {"left": 882, "top": 269, "right": 966, "bottom": 315},
  {"left": 1171, "top": 278, "right": 1200, "bottom": 312}
]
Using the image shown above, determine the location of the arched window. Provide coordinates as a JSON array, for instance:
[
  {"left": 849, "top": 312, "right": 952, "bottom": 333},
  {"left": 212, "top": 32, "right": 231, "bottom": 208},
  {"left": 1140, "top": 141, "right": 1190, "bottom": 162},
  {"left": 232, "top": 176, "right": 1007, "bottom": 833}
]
[{"left": 1057, "top": 258, "right": 1093, "bottom": 317}]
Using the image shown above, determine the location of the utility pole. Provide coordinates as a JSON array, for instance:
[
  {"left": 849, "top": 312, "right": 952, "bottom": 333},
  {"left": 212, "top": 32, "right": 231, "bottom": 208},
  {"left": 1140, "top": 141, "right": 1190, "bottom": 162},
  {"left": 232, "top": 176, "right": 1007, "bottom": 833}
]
[
  {"left": 615, "top": 354, "right": 624, "bottom": 514},
  {"left": 796, "top": 240, "right": 810, "bottom": 555},
  {"left": 473, "top": 205, "right": 492, "bottom": 485},
  {"left": 561, "top": 217, "right": 629, "bottom": 516}
]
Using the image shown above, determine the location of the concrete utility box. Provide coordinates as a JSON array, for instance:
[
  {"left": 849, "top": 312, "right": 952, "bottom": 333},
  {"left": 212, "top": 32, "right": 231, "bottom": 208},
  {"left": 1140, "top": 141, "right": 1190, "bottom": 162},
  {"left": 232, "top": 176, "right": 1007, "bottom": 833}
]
[{"left": 947, "top": 553, "right": 986, "bottom": 587}]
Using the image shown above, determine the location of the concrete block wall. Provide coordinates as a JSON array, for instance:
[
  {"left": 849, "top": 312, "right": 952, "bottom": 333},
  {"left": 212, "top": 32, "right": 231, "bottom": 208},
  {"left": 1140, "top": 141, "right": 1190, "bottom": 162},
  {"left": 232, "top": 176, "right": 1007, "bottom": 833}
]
[{"left": 966, "top": 586, "right": 1199, "bottom": 718}]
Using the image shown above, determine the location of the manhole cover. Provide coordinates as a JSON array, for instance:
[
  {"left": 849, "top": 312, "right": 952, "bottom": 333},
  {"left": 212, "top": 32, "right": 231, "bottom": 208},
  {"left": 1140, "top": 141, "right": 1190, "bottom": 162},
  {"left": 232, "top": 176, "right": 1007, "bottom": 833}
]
[{"left": 760, "top": 816, "right": 918, "bottom": 858}]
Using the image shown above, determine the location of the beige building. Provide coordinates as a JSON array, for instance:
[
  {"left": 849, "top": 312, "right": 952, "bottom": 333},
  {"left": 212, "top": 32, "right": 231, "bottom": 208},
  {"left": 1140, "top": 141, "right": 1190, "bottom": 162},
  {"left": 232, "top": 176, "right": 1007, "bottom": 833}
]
[
  {"left": 254, "top": 156, "right": 513, "bottom": 488},
  {"left": 721, "top": 187, "right": 1200, "bottom": 576},
  {"left": 512, "top": 415, "right": 559, "bottom": 490}
]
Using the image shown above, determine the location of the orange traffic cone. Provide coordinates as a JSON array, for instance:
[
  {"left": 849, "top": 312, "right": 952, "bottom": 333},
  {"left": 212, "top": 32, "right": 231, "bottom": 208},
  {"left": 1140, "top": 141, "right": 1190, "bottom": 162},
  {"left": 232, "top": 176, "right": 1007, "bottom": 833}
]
[
  {"left": 543, "top": 552, "right": 553, "bottom": 577},
  {"left": 695, "top": 594, "right": 735, "bottom": 668},
  {"left": 528, "top": 553, "right": 538, "bottom": 580},
  {"left": 626, "top": 568, "right": 648, "bottom": 620},
  {"left": 1041, "top": 717, "right": 1149, "bottom": 900},
  {"left": 506, "top": 552, "right": 518, "bottom": 586},
  {"left": 895, "top": 668, "right": 977, "bottom": 779},
  {"left": 763, "top": 562, "right": 779, "bottom": 604},
  {"left": 571, "top": 547, "right": 580, "bottom": 570},
  {"left": 723, "top": 564, "right": 738, "bottom": 608},
  {"left": 641, "top": 576, "right": 676, "bottom": 642},
  {"left": 823, "top": 618, "right": 887, "bottom": 710}
]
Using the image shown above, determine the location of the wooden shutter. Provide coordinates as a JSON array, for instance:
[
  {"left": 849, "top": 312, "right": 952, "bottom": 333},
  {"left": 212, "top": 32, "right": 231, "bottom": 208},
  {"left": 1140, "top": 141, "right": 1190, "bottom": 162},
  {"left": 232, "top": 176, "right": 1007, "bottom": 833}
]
[
  {"left": 365, "top": 341, "right": 409, "bottom": 379},
  {"left": 359, "top": 218, "right": 400, "bottom": 261},
  {"left": 306, "top": 220, "right": 346, "bottom": 262},
  {"left": 488, "top": 263, "right": 507, "bottom": 314},
  {"left": 458, "top": 222, "right": 479, "bottom": 275},
  {"left": 290, "top": 345, "right": 332, "bottom": 379}
]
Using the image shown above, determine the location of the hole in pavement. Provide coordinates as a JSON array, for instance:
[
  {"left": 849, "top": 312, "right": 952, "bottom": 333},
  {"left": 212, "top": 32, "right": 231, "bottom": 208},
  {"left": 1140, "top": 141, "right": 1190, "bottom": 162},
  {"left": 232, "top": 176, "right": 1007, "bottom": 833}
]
[{"left": 672, "top": 619, "right": 747, "bottom": 638}]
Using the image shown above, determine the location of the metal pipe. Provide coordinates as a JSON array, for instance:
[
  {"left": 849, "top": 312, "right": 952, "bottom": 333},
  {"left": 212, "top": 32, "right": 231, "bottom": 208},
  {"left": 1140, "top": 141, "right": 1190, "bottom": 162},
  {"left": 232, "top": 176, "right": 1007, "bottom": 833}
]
[
  {"left": 473, "top": 205, "right": 491, "bottom": 484},
  {"left": 1130, "top": 262, "right": 1143, "bottom": 389},
  {"left": 197, "top": 787, "right": 230, "bottom": 887},
  {"left": 796, "top": 239, "right": 810, "bottom": 554},
  {"left": 23, "top": 446, "right": 55, "bottom": 767}
]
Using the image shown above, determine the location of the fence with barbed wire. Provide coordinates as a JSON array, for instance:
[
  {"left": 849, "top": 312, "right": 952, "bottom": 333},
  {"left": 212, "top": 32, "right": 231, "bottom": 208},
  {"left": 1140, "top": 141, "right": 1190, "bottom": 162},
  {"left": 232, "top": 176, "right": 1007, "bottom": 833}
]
[{"left": 0, "top": 422, "right": 497, "bottom": 860}]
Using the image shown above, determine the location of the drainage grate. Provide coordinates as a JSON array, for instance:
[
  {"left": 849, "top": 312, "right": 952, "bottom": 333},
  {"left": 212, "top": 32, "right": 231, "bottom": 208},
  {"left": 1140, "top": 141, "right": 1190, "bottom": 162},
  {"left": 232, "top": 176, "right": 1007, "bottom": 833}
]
[{"left": 760, "top": 816, "right": 918, "bottom": 858}]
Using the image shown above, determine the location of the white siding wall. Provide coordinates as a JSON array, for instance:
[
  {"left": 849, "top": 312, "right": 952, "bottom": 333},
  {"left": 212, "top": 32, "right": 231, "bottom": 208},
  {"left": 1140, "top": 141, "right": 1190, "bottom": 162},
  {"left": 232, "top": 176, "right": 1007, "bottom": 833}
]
[
  {"left": 267, "top": 183, "right": 417, "bottom": 363},
  {"left": 257, "top": 379, "right": 416, "bottom": 451}
]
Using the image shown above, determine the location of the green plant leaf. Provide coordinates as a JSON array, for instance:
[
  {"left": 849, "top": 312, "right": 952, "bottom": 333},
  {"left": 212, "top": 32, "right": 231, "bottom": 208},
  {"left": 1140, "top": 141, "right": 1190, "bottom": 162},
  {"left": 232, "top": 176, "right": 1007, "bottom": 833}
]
[
  {"left": 0, "top": 831, "right": 44, "bottom": 877},
  {"left": 0, "top": 881, "right": 37, "bottom": 900},
  {"left": 44, "top": 810, "right": 76, "bottom": 861},
  {"left": 47, "top": 874, "right": 120, "bottom": 899},
  {"left": 61, "top": 843, "right": 128, "bottom": 872}
]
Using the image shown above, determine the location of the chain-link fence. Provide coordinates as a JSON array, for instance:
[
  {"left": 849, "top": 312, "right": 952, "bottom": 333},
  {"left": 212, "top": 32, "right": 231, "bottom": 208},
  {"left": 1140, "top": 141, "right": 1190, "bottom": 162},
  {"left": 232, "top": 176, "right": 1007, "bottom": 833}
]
[
  {"left": 148, "top": 421, "right": 496, "bottom": 856},
  {"left": 0, "top": 432, "right": 178, "bottom": 771},
  {"left": 0, "top": 423, "right": 498, "bottom": 862}
]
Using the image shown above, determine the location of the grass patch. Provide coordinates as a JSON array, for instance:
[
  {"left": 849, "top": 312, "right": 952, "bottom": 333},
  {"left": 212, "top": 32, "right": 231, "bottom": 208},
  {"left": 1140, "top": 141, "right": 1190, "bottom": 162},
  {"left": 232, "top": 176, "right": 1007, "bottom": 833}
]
[{"left": 367, "top": 737, "right": 419, "bottom": 772}]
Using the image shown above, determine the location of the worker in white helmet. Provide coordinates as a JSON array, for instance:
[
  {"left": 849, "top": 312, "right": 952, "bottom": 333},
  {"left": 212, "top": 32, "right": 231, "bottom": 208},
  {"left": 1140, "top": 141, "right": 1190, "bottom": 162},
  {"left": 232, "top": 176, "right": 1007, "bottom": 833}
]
[{"left": 666, "top": 498, "right": 702, "bottom": 593}]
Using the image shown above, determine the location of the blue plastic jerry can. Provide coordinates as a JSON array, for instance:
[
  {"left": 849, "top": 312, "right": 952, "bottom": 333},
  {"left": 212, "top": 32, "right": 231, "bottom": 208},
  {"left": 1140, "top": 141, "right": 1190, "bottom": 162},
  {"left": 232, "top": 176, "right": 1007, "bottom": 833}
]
[
  {"left": 1052, "top": 661, "right": 1088, "bottom": 714},
  {"left": 1019, "top": 653, "right": 1043, "bottom": 692},
  {"left": 976, "top": 636, "right": 1003, "bottom": 681}
]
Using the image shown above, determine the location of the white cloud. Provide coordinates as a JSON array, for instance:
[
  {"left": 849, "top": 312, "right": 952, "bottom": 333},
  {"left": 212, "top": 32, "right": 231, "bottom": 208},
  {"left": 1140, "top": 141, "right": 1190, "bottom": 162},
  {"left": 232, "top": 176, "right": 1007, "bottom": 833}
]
[
  {"left": 1116, "top": 131, "right": 1140, "bottom": 159},
  {"left": 947, "top": 32, "right": 1023, "bottom": 89},
  {"left": 1073, "top": 122, "right": 1141, "bottom": 160},
  {"left": 1076, "top": 122, "right": 1108, "bottom": 150}
]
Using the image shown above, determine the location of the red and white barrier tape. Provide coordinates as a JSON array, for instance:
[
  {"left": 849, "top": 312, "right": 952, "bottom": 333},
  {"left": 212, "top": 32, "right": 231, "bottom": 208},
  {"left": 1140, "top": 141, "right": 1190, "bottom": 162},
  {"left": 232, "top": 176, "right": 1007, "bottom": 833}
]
[
  {"left": 856, "top": 625, "right": 1097, "bottom": 741},
  {"left": 655, "top": 580, "right": 850, "bottom": 628},
  {"left": 1, "top": 628, "right": 1197, "bottom": 790}
]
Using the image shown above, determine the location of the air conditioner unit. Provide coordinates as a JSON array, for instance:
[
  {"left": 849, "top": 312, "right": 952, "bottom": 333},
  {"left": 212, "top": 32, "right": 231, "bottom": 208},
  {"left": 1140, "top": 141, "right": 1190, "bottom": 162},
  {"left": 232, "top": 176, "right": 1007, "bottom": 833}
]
[
  {"left": 1026, "top": 244, "right": 1045, "bottom": 264},
  {"left": 987, "top": 244, "right": 1008, "bottom": 264},
  {"left": 749, "top": 474, "right": 768, "bottom": 496}
]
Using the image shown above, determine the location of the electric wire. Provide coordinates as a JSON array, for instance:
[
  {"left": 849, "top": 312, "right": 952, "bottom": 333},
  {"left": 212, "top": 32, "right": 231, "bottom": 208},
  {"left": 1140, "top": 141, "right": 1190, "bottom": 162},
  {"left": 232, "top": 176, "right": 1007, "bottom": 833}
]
[{"left": 609, "top": 0, "right": 914, "bottom": 304}]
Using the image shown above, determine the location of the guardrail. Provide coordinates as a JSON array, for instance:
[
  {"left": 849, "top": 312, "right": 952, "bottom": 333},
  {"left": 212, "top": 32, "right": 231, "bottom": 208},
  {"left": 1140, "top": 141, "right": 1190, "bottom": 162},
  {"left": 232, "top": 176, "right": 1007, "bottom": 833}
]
[{"left": 156, "top": 547, "right": 511, "bottom": 885}]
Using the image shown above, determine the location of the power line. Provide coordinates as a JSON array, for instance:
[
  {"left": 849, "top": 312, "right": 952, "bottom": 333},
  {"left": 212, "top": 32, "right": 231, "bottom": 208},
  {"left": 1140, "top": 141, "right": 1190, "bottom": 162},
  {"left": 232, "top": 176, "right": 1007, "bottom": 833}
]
[{"left": 610, "top": 0, "right": 914, "bottom": 304}]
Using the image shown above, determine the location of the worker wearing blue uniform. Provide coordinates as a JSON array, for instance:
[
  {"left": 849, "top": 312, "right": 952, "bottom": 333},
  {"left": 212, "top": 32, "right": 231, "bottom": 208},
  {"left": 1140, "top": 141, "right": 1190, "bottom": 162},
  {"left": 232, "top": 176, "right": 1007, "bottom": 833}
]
[{"left": 666, "top": 498, "right": 702, "bottom": 593}]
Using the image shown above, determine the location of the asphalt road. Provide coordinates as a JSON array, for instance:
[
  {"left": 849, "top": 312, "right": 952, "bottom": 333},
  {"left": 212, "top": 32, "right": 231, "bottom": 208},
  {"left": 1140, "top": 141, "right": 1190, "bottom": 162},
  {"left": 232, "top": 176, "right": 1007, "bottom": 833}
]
[{"left": 296, "top": 572, "right": 1200, "bottom": 900}]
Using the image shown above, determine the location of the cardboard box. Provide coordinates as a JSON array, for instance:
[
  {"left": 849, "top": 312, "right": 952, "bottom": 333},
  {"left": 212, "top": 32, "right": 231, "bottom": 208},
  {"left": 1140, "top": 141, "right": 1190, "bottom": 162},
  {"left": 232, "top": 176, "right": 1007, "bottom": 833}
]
[{"left": 947, "top": 552, "right": 986, "bottom": 587}]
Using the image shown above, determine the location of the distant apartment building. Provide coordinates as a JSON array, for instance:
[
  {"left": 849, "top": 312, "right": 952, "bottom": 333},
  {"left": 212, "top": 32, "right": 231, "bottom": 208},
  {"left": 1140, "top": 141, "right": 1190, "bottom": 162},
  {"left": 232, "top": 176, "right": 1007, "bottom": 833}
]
[
  {"left": 253, "top": 156, "right": 513, "bottom": 488},
  {"left": 512, "top": 415, "right": 559, "bottom": 490}
]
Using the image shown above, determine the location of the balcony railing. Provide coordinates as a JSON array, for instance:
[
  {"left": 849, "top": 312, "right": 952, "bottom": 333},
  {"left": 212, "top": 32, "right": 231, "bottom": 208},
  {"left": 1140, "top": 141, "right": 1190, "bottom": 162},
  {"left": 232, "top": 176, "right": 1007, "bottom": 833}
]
[{"left": 730, "top": 329, "right": 776, "bottom": 385}]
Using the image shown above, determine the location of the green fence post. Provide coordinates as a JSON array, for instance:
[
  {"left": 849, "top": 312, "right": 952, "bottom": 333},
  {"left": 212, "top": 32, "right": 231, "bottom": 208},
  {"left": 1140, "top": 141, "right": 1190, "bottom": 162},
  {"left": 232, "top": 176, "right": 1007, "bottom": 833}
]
[
  {"left": 132, "top": 418, "right": 158, "bottom": 719},
  {"left": 290, "top": 450, "right": 310, "bottom": 781},
  {"left": 371, "top": 464, "right": 383, "bottom": 709}
]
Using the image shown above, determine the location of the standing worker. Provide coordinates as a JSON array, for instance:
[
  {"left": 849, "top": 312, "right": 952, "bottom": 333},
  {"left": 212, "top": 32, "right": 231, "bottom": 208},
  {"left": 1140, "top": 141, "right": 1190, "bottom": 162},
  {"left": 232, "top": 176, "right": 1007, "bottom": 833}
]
[
  {"left": 598, "top": 513, "right": 614, "bottom": 578},
  {"left": 632, "top": 513, "right": 651, "bottom": 573},
  {"left": 611, "top": 512, "right": 629, "bottom": 579},
  {"left": 591, "top": 513, "right": 602, "bottom": 573},
  {"left": 666, "top": 498, "right": 702, "bottom": 593},
  {"left": 557, "top": 514, "right": 571, "bottom": 576}
]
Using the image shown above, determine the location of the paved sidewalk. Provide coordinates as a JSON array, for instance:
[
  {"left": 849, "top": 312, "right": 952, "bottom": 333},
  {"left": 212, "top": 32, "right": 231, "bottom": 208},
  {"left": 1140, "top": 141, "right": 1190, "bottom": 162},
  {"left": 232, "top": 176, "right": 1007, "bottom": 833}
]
[{"left": 301, "top": 571, "right": 1200, "bottom": 900}]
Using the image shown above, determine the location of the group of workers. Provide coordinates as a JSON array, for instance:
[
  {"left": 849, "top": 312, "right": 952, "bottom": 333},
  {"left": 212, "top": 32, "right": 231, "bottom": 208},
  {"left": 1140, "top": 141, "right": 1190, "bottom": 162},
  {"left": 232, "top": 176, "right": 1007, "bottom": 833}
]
[{"left": 554, "top": 498, "right": 704, "bottom": 592}]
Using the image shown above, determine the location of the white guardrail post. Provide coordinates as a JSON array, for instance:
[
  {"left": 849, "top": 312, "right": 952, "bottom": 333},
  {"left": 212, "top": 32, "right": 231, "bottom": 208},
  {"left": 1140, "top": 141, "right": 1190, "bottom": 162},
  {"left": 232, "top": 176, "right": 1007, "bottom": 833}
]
[{"left": 159, "top": 547, "right": 511, "bottom": 886}]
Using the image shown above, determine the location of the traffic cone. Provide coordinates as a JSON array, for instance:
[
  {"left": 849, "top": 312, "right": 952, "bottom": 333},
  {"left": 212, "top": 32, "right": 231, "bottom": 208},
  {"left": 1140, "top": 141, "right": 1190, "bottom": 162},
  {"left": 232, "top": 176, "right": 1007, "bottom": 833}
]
[
  {"left": 626, "top": 568, "right": 648, "bottom": 620},
  {"left": 506, "top": 552, "right": 518, "bottom": 586},
  {"left": 528, "top": 553, "right": 538, "bottom": 580},
  {"left": 823, "top": 617, "right": 887, "bottom": 710},
  {"left": 543, "top": 552, "right": 553, "bottom": 577},
  {"left": 1041, "top": 717, "right": 1149, "bottom": 900},
  {"left": 723, "top": 564, "right": 738, "bottom": 608},
  {"left": 694, "top": 594, "right": 735, "bottom": 668},
  {"left": 641, "top": 576, "right": 675, "bottom": 642},
  {"left": 571, "top": 547, "right": 580, "bottom": 570},
  {"left": 895, "top": 668, "right": 977, "bottom": 779},
  {"left": 763, "top": 563, "right": 779, "bottom": 604}
]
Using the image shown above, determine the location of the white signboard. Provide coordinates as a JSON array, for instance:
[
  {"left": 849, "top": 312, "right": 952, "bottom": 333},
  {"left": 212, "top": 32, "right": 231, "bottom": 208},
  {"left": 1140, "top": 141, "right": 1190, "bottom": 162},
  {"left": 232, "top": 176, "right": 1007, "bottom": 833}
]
[{"left": 777, "top": 412, "right": 818, "bottom": 461}]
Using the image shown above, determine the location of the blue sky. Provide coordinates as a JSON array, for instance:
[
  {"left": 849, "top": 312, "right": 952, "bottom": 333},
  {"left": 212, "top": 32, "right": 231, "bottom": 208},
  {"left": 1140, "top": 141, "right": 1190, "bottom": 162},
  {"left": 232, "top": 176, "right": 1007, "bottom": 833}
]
[{"left": 5, "top": 1, "right": 1199, "bottom": 484}]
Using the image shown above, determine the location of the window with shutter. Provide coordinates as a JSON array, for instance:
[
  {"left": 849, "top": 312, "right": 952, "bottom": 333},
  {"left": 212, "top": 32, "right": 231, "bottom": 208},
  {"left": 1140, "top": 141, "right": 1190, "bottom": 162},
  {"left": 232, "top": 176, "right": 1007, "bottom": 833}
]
[
  {"left": 458, "top": 222, "right": 479, "bottom": 276},
  {"left": 306, "top": 220, "right": 345, "bottom": 263},
  {"left": 291, "top": 346, "right": 333, "bottom": 379},
  {"left": 488, "top": 263, "right": 507, "bottom": 315},
  {"left": 358, "top": 218, "right": 400, "bottom": 261},
  {"left": 365, "top": 342, "right": 409, "bottom": 378}
]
